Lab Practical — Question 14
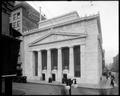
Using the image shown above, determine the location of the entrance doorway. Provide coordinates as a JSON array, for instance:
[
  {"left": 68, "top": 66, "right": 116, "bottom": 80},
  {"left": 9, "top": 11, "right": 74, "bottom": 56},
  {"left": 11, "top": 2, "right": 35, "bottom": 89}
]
[
  {"left": 52, "top": 74, "right": 55, "bottom": 81},
  {"left": 63, "top": 74, "right": 67, "bottom": 79},
  {"left": 42, "top": 73, "right": 45, "bottom": 80},
  {"left": 62, "top": 74, "right": 67, "bottom": 84}
]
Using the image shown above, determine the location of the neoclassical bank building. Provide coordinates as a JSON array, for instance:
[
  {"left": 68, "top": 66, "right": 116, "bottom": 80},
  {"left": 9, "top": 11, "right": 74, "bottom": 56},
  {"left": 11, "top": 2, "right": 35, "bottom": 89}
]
[{"left": 23, "top": 11, "right": 104, "bottom": 87}]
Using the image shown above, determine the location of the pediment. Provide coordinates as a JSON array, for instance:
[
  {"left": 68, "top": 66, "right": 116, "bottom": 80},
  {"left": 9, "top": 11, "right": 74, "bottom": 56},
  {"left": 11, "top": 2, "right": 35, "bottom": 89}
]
[{"left": 29, "top": 32, "right": 87, "bottom": 47}]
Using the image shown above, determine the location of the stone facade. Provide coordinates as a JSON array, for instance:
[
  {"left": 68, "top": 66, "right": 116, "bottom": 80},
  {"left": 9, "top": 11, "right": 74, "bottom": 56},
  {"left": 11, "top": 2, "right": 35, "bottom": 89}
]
[{"left": 23, "top": 11, "right": 103, "bottom": 87}]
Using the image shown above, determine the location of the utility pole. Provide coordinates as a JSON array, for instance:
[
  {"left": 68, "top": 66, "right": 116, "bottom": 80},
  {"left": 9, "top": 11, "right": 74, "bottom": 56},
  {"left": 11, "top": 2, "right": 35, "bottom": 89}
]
[{"left": 39, "top": 6, "right": 41, "bottom": 22}]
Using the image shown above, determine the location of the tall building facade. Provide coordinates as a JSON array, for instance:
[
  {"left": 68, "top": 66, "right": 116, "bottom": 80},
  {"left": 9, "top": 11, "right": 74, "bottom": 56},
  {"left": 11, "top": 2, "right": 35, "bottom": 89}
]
[
  {"left": 9, "top": 1, "right": 46, "bottom": 69},
  {"left": 2, "top": 2, "right": 22, "bottom": 95},
  {"left": 10, "top": 1, "right": 46, "bottom": 33},
  {"left": 2, "top": 1, "right": 21, "bottom": 76},
  {"left": 112, "top": 54, "right": 119, "bottom": 72},
  {"left": 23, "top": 11, "right": 104, "bottom": 87}
]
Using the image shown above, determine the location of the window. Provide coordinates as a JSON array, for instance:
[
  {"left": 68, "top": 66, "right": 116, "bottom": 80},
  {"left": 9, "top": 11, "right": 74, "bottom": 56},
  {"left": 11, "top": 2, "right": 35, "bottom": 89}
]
[
  {"left": 17, "top": 12, "right": 20, "bottom": 19},
  {"left": 17, "top": 21, "right": 20, "bottom": 27},
  {"left": 62, "top": 47, "right": 69, "bottom": 70},
  {"left": 42, "top": 50, "right": 47, "bottom": 70},
  {"left": 33, "top": 51, "right": 38, "bottom": 76},
  {"left": 13, "top": 13, "right": 17, "bottom": 20},
  {"left": 51, "top": 49, "right": 58, "bottom": 70},
  {"left": 12, "top": 22, "right": 16, "bottom": 28},
  {"left": 74, "top": 46, "right": 81, "bottom": 77}
]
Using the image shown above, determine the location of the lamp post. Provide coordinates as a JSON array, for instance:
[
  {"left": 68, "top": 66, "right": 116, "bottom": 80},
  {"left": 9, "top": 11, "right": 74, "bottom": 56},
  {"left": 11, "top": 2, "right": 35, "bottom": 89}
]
[{"left": 65, "top": 74, "right": 78, "bottom": 96}]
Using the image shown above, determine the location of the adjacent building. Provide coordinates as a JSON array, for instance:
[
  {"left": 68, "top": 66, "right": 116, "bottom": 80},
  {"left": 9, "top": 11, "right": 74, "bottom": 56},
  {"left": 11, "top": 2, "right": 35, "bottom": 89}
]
[
  {"left": 112, "top": 54, "right": 119, "bottom": 72},
  {"left": 10, "top": 1, "right": 46, "bottom": 33},
  {"left": 2, "top": 1, "right": 21, "bottom": 76},
  {"left": 9, "top": 1, "right": 46, "bottom": 70},
  {"left": 23, "top": 11, "right": 104, "bottom": 87}
]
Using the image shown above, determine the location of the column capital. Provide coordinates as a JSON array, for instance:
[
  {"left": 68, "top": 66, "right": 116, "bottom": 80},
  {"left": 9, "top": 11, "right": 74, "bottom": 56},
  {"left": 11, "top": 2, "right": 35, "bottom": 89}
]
[
  {"left": 47, "top": 48, "right": 51, "bottom": 51},
  {"left": 69, "top": 45, "right": 74, "bottom": 48},
  {"left": 46, "top": 48, "right": 52, "bottom": 51},
  {"left": 38, "top": 50, "right": 42, "bottom": 52},
  {"left": 58, "top": 47, "right": 62, "bottom": 50}
]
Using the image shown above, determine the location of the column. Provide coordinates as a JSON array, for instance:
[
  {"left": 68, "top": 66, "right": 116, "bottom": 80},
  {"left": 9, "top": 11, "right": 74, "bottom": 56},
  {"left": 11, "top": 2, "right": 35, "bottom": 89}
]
[
  {"left": 47, "top": 49, "right": 51, "bottom": 81},
  {"left": 38, "top": 50, "right": 42, "bottom": 79},
  {"left": 69, "top": 46, "right": 74, "bottom": 78},
  {"left": 57, "top": 48, "right": 62, "bottom": 82},
  {"left": 81, "top": 45, "right": 85, "bottom": 78}
]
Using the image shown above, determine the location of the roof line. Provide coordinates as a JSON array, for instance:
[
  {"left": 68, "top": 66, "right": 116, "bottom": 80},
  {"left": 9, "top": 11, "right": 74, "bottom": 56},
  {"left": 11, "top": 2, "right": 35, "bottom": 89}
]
[
  {"left": 39, "top": 11, "right": 79, "bottom": 23},
  {"left": 23, "top": 13, "right": 99, "bottom": 36}
]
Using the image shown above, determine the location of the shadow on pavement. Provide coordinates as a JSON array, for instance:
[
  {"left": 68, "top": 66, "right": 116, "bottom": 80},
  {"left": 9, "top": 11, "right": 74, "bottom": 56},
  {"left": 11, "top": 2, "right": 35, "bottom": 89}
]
[{"left": 12, "top": 89, "right": 26, "bottom": 95}]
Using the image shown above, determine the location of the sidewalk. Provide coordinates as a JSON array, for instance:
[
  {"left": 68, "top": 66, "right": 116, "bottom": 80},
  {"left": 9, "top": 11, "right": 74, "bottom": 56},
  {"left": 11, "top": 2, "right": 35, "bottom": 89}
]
[
  {"left": 13, "top": 82, "right": 65, "bottom": 95},
  {"left": 12, "top": 82, "right": 119, "bottom": 95}
]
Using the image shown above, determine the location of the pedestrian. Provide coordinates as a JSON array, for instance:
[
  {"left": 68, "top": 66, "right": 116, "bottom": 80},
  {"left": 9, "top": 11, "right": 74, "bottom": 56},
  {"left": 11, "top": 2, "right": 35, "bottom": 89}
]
[
  {"left": 110, "top": 74, "right": 115, "bottom": 87},
  {"left": 106, "top": 76, "right": 111, "bottom": 88}
]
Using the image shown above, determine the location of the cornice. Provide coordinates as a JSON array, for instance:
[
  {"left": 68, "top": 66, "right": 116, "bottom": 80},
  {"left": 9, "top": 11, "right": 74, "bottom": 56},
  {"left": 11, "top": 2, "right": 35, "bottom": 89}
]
[{"left": 29, "top": 32, "right": 87, "bottom": 47}]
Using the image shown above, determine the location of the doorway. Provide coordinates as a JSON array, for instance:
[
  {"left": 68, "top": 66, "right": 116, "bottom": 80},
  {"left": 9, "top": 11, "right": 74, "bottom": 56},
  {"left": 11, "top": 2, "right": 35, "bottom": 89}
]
[
  {"left": 63, "top": 74, "right": 67, "bottom": 79},
  {"left": 52, "top": 74, "right": 55, "bottom": 81},
  {"left": 42, "top": 73, "right": 45, "bottom": 81}
]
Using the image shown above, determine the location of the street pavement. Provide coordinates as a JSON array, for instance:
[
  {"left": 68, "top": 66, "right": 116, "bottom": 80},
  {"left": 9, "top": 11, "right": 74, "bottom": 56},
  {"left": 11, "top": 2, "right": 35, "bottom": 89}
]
[
  {"left": 12, "top": 82, "right": 119, "bottom": 95},
  {"left": 12, "top": 82, "right": 65, "bottom": 95}
]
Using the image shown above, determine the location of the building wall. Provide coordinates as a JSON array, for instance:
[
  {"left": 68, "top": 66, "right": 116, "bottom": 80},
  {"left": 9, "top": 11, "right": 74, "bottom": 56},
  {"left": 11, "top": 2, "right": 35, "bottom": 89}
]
[
  {"left": 97, "top": 37, "right": 103, "bottom": 83},
  {"left": 2, "top": 12, "right": 10, "bottom": 36},
  {"left": 82, "top": 19, "right": 100, "bottom": 84},
  {"left": 10, "top": 8, "right": 22, "bottom": 33},
  {"left": 23, "top": 17, "right": 102, "bottom": 86},
  {"left": 22, "top": 16, "right": 38, "bottom": 32}
]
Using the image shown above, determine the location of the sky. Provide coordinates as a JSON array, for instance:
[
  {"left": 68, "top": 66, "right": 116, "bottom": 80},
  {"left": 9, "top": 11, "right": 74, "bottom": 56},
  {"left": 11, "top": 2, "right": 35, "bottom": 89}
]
[{"left": 26, "top": 1, "right": 118, "bottom": 65}]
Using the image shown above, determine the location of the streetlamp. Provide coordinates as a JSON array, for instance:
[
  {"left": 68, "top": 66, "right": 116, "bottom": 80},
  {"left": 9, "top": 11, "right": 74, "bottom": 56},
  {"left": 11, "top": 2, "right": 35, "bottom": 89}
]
[{"left": 65, "top": 74, "right": 78, "bottom": 96}]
